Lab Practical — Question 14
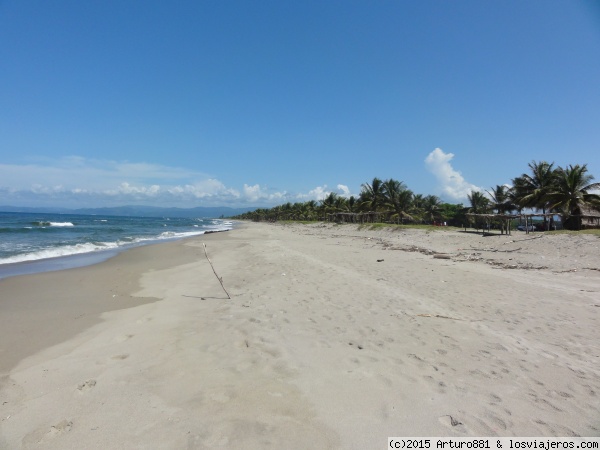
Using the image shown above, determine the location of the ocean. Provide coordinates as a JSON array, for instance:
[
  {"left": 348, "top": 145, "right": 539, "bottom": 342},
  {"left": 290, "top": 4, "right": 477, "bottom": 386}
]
[{"left": 0, "top": 211, "right": 233, "bottom": 279}]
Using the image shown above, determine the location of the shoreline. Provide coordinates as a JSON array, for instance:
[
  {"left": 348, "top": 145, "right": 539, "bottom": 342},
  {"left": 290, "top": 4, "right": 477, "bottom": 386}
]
[
  {"left": 0, "top": 231, "right": 232, "bottom": 375},
  {"left": 0, "top": 228, "right": 233, "bottom": 281},
  {"left": 1, "top": 222, "right": 599, "bottom": 447}
]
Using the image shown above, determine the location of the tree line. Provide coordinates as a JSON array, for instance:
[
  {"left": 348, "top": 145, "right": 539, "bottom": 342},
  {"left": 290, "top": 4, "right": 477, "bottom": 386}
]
[{"left": 233, "top": 161, "right": 600, "bottom": 230}]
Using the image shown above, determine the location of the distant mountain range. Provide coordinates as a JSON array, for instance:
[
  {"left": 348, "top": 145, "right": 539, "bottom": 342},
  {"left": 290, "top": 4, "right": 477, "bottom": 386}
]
[{"left": 0, "top": 205, "right": 258, "bottom": 218}]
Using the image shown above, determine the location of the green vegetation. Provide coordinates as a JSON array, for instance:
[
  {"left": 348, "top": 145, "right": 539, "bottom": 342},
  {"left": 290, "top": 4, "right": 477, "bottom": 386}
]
[
  {"left": 511, "top": 162, "right": 600, "bottom": 230},
  {"left": 358, "top": 223, "right": 459, "bottom": 232},
  {"left": 233, "top": 162, "right": 600, "bottom": 231}
]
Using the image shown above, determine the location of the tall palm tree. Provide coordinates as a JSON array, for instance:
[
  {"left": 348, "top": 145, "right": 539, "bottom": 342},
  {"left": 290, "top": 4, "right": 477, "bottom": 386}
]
[
  {"left": 382, "top": 178, "right": 414, "bottom": 223},
  {"left": 468, "top": 190, "right": 490, "bottom": 213},
  {"left": 509, "top": 177, "right": 526, "bottom": 214},
  {"left": 359, "top": 177, "right": 385, "bottom": 212},
  {"left": 411, "top": 194, "right": 425, "bottom": 222},
  {"left": 513, "top": 161, "right": 557, "bottom": 218},
  {"left": 422, "top": 195, "right": 443, "bottom": 224},
  {"left": 486, "top": 185, "right": 514, "bottom": 214},
  {"left": 546, "top": 164, "right": 600, "bottom": 230},
  {"left": 467, "top": 190, "right": 491, "bottom": 229}
]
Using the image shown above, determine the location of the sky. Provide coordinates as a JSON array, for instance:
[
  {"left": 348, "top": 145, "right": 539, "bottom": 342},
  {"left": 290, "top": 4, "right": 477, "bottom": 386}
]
[{"left": 1, "top": 0, "right": 599, "bottom": 209}]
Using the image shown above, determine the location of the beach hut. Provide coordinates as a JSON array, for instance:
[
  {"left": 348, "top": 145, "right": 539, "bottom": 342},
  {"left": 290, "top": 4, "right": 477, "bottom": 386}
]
[{"left": 575, "top": 206, "right": 600, "bottom": 229}]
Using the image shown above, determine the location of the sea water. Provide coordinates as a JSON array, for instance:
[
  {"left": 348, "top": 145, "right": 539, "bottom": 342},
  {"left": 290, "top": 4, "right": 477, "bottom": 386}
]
[{"left": 0, "top": 211, "right": 233, "bottom": 279}]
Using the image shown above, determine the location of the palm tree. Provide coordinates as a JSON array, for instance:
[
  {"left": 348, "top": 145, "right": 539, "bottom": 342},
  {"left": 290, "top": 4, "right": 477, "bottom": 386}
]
[
  {"left": 320, "top": 192, "right": 343, "bottom": 217},
  {"left": 279, "top": 202, "right": 292, "bottom": 220},
  {"left": 345, "top": 196, "right": 358, "bottom": 213},
  {"left": 359, "top": 177, "right": 385, "bottom": 213},
  {"left": 509, "top": 177, "right": 526, "bottom": 214},
  {"left": 411, "top": 194, "right": 425, "bottom": 222},
  {"left": 303, "top": 200, "right": 318, "bottom": 220},
  {"left": 546, "top": 164, "right": 600, "bottom": 230},
  {"left": 467, "top": 190, "right": 490, "bottom": 229},
  {"left": 334, "top": 194, "right": 351, "bottom": 212},
  {"left": 382, "top": 178, "right": 414, "bottom": 223},
  {"left": 422, "top": 195, "right": 443, "bottom": 224},
  {"left": 468, "top": 190, "right": 490, "bottom": 213},
  {"left": 512, "top": 161, "right": 558, "bottom": 228},
  {"left": 486, "top": 185, "right": 514, "bottom": 214}
]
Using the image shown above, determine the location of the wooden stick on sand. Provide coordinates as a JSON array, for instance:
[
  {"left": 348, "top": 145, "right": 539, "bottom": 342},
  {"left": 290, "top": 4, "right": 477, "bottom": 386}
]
[{"left": 203, "top": 243, "right": 231, "bottom": 299}]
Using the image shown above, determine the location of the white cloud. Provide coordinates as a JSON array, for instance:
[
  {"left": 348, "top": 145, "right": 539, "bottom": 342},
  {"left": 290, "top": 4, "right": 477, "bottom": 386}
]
[
  {"left": 337, "top": 184, "right": 352, "bottom": 197},
  {"left": 424, "top": 148, "right": 482, "bottom": 201},
  {"left": 0, "top": 157, "right": 249, "bottom": 207},
  {"left": 296, "top": 185, "right": 330, "bottom": 201},
  {"left": 243, "top": 184, "right": 287, "bottom": 202},
  {"left": 243, "top": 184, "right": 265, "bottom": 202},
  {"left": 294, "top": 184, "right": 355, "bottom": 202},
  {"left": 0, "top": 156, "right": 353, "bottom": 208}
]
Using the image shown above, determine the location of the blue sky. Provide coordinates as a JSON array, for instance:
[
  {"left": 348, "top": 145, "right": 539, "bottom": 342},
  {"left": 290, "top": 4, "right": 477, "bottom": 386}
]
[{"left": 1, "top": 0, "right": 599, "bottom": 208}]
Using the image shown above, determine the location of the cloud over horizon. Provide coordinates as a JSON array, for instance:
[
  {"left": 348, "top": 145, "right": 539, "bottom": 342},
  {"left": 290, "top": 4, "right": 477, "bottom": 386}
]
[
  {"left": 0, "top": 157, "right": 348, "bottom": 208},
  {"left": 424, "top": 148, "right": 482, "bottom": 201},
  {"left": 1, "top": 151, "right": 484, "bottom": 209}
]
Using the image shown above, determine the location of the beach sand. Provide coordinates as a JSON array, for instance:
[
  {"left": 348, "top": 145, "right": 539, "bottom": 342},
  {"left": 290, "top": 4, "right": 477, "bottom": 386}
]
[{"left": 1, "top": 222, "right": 599, "bottom": 449}]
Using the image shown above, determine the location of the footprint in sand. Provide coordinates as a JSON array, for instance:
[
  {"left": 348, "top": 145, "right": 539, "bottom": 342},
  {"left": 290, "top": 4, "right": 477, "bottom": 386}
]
[
  {"left": 49, "top": 420, "right": 73, "bottom": 435},
  {"left": 23, "top": 419, "right": 73, "bottom": 445},
  {"left": 489, "top": 393, "right": 502, "bottom": 403},
  {"left": 439, "top": 414, "right": 466, "bottom": 430},
  {"left": 77, "top": 379, "right": 96, "bottom": 392},
  {"left": 115, "top": 334, "right": 134, "bottom": 343}
]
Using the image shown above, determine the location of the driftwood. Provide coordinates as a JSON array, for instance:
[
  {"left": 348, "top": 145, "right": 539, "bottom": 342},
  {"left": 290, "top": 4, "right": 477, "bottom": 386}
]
[
  {"left": 416, "top": 313, "right": 464, "bottom": 321},
  {"left": 467, "top": 247, "right": 522, "bottom": 253},
  {"left": 203, "top": 243, "right": 231, "bottom": 299}
]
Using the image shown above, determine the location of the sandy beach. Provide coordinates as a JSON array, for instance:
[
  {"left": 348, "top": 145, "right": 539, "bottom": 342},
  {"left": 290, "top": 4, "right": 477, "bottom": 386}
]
[{"left": 1, "top": 222, "right": 599, "bottom": 449}]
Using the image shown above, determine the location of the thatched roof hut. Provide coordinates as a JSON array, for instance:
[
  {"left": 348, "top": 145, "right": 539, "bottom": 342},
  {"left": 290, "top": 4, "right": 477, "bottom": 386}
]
[{"left": 577, "top": 206, "right": 600, "bottom": 229}]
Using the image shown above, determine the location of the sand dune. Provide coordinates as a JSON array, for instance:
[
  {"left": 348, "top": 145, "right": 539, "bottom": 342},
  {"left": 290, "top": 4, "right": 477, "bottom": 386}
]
[{"left": 1, "top": 222, "right": 599, "bottom": 449}]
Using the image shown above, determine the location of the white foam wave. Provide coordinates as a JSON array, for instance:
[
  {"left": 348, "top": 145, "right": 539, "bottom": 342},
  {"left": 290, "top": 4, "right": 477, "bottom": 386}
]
[
  {"left": 0, "top": 242, "right": 119, "bottom": 264},
  {"left": 157, "top": 230, "right": 207, "bottom": 239},
  {"left": 47, "top": 221, "right": 75, "bottom": 227},
  {"left": 0, "top": 220, "right": 234, "bottom": 266},
  {"left": 202, "top": 219, "right": 234, "bottom": 232}
]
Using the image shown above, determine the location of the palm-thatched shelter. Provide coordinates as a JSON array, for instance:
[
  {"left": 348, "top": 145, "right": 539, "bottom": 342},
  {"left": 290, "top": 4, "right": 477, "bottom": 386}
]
[
  {"left": 572, "top": 206, "right": 600, "bottom": 229},
  {"left": 466, "top": 213, "right": 562, "bottom": 235},
  {"left": 465, "top": 213, "right": 518, "bottom": 235}
]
